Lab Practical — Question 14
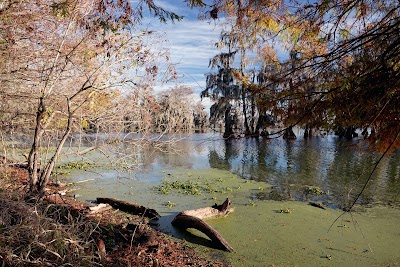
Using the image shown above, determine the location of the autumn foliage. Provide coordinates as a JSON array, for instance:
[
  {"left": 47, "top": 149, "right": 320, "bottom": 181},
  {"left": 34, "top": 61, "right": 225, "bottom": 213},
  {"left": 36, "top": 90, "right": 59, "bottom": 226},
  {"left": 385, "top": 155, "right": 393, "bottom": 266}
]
[{"left": 197, "top": 0, "right": 400, "bottom": 151}]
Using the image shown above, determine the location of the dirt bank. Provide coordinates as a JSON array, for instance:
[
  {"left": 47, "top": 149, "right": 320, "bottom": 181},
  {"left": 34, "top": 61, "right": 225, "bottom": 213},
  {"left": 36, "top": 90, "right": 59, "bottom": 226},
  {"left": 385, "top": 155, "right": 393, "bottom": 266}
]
[{"left": 0, "top": 166, "right": 230, "bottom": 266}]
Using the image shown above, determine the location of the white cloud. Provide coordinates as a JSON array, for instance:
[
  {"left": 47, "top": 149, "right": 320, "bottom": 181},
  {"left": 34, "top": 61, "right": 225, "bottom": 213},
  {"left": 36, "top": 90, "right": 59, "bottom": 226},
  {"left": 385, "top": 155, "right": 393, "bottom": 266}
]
[
  {"left": 155, "top": 19, "right": 224, "bottom": 71},
  {"left": 140, "top": 12, "right": 224, "bottom": 113},
  {"left": 141, "top": 2, "right": 288, "bottom": 113}
]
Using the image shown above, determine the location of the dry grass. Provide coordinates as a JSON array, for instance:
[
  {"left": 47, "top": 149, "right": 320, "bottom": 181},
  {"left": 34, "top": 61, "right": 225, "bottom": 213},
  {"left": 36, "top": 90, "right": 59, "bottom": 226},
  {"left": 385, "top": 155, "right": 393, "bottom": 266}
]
[
  {"left": 0, "top": 192, "right": 101, "bottom": 266},
  {"left": 0, "top": 166, "right": 230, "bottom": 267}
]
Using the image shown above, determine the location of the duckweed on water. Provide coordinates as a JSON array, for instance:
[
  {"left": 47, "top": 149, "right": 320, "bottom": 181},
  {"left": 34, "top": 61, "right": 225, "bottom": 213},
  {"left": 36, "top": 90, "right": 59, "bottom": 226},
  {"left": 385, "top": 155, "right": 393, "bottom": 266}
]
[
  {"left": 153, "top": 179, "right": 224, "bottom": 196},
  {"left": 163, "top": 201, "right": 177, "bottom": 209},
  {"left": 67, "top": 167, "right": 400, "bottom": 266},
  {"left": 58, "top": 161, "right": 96, "bottom": 170},
  {"left": 255, "top": 189, "right": 292, "bottom": 201},
  {"left": 55, "top": 161, "right": 96, "bottom": 175},
  {"left": 246, "top": 200, "right": 256, "bottom": 206},
  {"left": 303, "top": 185, "right": 328, "bottom": 196}
]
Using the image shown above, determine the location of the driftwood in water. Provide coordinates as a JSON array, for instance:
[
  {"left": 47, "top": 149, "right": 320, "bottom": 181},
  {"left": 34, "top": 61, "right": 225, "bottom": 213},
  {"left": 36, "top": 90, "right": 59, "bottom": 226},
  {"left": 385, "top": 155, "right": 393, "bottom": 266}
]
[
  {"left": 55, "top": 178, "right": 95, "bottom": 187},
  {"left": 96, "top": 197, "right": 159, "bottom": 219},
  {"left": 172, "top": 198, "right": 234, "bottom": 252},
  {"left": 308, "top": 202, "right": 326, "bottom": 210}
]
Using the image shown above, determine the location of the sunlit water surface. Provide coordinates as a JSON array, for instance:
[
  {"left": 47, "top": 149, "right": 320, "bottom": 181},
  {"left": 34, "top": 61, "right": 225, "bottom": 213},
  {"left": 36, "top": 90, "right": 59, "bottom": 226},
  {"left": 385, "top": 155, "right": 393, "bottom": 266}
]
[{"left": 61, "top": 133, "right": 400, "bottom": 266}]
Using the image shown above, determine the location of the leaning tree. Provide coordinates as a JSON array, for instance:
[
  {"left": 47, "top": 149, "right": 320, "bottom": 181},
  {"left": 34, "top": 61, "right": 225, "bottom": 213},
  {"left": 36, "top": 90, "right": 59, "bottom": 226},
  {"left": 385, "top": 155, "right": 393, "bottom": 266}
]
[{"left": 0, "top": 0, "right": 197, "bottom": 195}]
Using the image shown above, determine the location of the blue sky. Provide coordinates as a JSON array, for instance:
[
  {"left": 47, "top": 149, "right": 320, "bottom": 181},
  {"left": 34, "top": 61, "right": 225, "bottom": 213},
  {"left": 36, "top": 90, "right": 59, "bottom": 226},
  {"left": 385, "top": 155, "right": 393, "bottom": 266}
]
[
  {"left": 141, "top": 1, "right": 290, "bottom": 110},
  {"left": 142, "top": 1, "right": 226, "bottom": 109}
]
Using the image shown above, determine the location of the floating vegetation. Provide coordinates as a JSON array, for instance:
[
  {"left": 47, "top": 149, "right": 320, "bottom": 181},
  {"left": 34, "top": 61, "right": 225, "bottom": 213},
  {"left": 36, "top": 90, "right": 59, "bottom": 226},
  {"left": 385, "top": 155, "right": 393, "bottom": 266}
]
[
  {"left": 54, "top": 169, "right": 71, "bottom": 176},
  {"left": 303, "top": 185, "right": 328, "bottom": 196},
  {"left": 324, "top": 255, "right": 332, "bottom": 260},
  {"left": 163, "top": 201, "right": 176, "bottom": 209},
  {"left": 55, "top": 161, "right": 96, "bottom": 175},
  {"left": 153, "top": 179, "right": 224, "bottom": 196},
  {"left": 260, "top": 189, "right": 292, "bottom": 201},
  {"left": 253, "top": 185, "right": 328, "bottom": 202},
  {"left": 58, "top": 161, "right": 96, "bottom": 170},
  {"left": 279, "top": 208, "right": 292, "bottom": 214},
  {"left": 246, "top": 200, "right": 256, "bottom": 206}
]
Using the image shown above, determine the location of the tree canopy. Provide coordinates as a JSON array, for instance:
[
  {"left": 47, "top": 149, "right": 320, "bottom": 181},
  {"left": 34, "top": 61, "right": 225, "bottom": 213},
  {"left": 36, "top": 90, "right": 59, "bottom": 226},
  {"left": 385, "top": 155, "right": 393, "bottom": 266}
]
[
  {"left": 198, "top": 0, "right": 400, "bottom": 151},
  {"left": 0, "top": 0, "right": 205, "bottom": 195},
  {"left": 1, "top": 0, "right": 399, "bottom": 196}
]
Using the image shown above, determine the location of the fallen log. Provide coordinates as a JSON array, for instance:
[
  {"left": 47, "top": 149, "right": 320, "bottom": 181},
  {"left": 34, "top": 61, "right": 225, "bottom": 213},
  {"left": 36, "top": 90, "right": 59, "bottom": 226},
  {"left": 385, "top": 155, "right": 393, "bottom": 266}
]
[
  {"left": 96, "top": 197, "right": 159, "bottom": 219},
  {"left": 308, "top": 202, "right": 326, "bottom": 210},
  {"left": 56, "top": 178, "right": 95, "bottom": 187},
  {"left": 89, "top": 203, "right": 113, "bottom": 214},
  {"left": 172, "top": 198, "right": 234, "bottom": 252}
]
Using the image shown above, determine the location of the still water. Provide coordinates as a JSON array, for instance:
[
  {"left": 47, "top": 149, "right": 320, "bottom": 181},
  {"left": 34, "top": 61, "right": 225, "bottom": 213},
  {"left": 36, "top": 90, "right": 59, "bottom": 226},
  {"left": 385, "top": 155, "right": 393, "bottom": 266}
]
[{"left": 64, "top": 133, "right": 400, "bottom": 266}]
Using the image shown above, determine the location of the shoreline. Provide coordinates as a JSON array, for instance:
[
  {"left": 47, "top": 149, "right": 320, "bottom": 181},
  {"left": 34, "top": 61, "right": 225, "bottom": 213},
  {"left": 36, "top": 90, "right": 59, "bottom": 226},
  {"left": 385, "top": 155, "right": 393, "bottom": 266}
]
[{"left": 0, "top": 165, "right": 230, "bottom": 266}]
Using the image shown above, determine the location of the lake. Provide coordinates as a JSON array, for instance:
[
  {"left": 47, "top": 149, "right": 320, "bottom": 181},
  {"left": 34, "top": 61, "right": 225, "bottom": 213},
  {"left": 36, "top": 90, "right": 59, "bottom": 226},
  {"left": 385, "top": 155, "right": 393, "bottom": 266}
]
[{"left": 62, "top": 133, "right": 400, "bottom": 266}]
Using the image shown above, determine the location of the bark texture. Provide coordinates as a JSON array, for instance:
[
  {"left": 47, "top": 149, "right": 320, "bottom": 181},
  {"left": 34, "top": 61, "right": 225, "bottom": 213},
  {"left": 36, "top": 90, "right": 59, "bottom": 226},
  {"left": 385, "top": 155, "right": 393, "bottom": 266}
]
[
  {"left": 96, "top": 197, "right": 160, "bottom": 219},
  {"left": 171, "top": 198, "right": 234, "bottom": 252}
]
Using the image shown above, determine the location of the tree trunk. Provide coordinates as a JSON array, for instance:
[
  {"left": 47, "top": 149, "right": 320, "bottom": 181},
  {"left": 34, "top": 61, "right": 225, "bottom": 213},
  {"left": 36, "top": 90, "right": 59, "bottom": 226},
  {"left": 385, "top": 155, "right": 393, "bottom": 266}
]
[
  {"left": 241, "top": 90, "right": 250, "bottom": 135},
  {"left": 344, "top": 126, "right": 358, "bottom": 140},
  {"left": 283, "top": 126, "right": 296, "bottom": 140},
  {"left": 28, "top": 97, "right": 75, "bottom": 196},
  {"left": 28, "top": 97, "right": 46, "bottom": 193},
  {"left": 96, "top": 197, "right": 160, "bottom": 219},
  {"left": 250, "top": 95, "right": 256, "bottom": 134},
  {"left": 304, "top": 124, "right": 312, "bottom": 138},
  {"left": 171, "top": 198, "right": 234, "bottom": 252},
  {"left": 172, "top": 214, "right": 234, "bottom": 251},
  {"left": 37, "top": 116, "right": 72, "bottom": 195},
  {"left": 223, "top": 104, "right": 234, "bottom": 138}
]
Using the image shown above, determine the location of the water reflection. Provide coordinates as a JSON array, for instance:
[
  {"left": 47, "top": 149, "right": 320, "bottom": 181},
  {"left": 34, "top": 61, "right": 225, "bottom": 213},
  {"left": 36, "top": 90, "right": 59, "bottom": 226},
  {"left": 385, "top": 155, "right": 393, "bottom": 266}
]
[
  {"left": 130, "top": 133, "right": 400, "bottom": 209},
  {"left": 74, "top": 132, "right": 400, "bottom": 209},
  {"left": 63, "top": 133, "right": 400, "bottom": 266}
]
